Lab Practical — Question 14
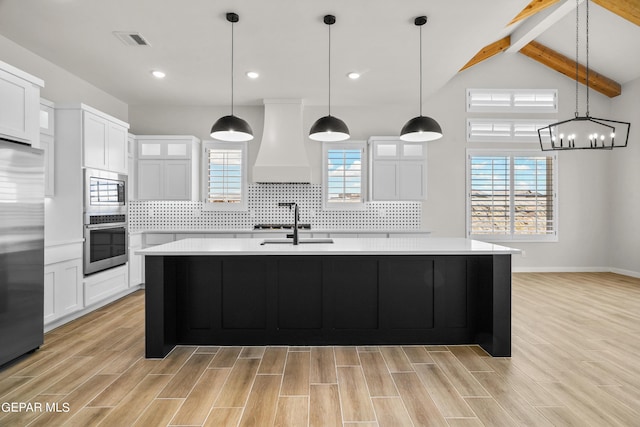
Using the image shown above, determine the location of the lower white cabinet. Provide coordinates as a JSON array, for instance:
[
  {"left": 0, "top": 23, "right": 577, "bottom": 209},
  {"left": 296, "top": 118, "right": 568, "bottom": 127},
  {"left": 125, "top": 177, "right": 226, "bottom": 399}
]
[
  {"left": 44, "top": 258, "right": 83, "bottom": 325},
  {"left": 128, "top": 233, "right": 143, "bottom": 287},
  {"left": 83, "top": 265, "right": 128, "bottom": 307}
]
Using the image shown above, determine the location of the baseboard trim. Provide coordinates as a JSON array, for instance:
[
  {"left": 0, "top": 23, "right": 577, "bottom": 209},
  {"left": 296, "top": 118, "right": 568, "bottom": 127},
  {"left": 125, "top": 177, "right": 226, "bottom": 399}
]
[
  {"left": 513, "top": 266, "right": 640, "bottom": 279},
  {"left": 610, "top": 268, "right": 640, "bottom": 279}
]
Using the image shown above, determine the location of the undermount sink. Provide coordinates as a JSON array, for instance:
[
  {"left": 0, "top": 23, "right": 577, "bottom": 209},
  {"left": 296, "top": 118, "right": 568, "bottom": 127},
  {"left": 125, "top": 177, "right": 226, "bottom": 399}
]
[{"left": 260, "top": 238, "right": 334, "bottom": 245}]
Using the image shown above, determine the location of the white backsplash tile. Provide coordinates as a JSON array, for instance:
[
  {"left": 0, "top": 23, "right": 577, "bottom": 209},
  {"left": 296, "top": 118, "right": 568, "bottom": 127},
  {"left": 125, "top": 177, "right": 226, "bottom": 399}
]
[{"left": 129, "top": 184, "right": 420, "bottom": 231}]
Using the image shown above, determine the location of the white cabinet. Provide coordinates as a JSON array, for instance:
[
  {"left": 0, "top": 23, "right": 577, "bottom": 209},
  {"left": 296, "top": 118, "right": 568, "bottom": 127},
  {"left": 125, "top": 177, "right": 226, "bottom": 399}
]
[
  {"left": 83, "top": 109, "right": 128, "bottom": 173},
  {"left": 369, "top": 136, "right": 426, "bottom": 200},
  {"left": 0, "top": 61, "right": 43, "bottom": 146},
  {"left": 128, "top": 233, "right": 143, "bottom": 287},
  {"left": 44, "top": 258, "right": 83, "bottom": 325},
  {"left": 40, "top": 98, "right": 55, "bottom": 197},
  {"left": 136, "top": 135, "right": 200, "bottom": 200},
  {"left": 127, "top": 133, "right": 136, "bottom": 200}
]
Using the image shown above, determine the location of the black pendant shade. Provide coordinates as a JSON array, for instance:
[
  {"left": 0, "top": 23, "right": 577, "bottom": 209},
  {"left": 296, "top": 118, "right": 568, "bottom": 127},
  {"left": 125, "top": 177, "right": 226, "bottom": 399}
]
[
  {"left": 309, "top": 115, "right": 350, "bottom": 142},
  {"left": 309, "top": 15, "right": 350, "bottom": 142},
  {"left": 210, "top": 114, "right": 254, "bottom": 142},
  {"left": 400, "top": 16, "right": 443, "bottom": 142},
  {"left": 400, "top": 115, "right": 443, "bottom": 142},
  {"left": 210, "top": 12, "right": 254, "bottom": 142}
]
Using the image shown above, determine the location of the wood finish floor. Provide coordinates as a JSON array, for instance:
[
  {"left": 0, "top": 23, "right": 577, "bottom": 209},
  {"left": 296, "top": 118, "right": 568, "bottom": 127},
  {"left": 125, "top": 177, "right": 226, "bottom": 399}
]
[{"left": 1, "top": 272, "right": 639, "bottom": 426}]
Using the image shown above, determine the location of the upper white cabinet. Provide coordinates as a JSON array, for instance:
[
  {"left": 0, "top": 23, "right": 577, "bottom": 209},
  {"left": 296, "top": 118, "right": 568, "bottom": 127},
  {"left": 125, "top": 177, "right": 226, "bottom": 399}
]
[
  {"left": 40, "top": 98, "right": 55, "bottom": 197},
  {"left": 369, "top": 136, "right": 427, "bottom": 201},
  {"left": 56, "top": 104, "right": 129, "bottom": 174},
  {"left": 83, "top": 109, "right": 128, "bottom": 173},
  {"left": 0, "top": 60, "right": 44, "bottom": 146},
  {"left": 136, "top": 135, "right": 201, "bottom": 200}
]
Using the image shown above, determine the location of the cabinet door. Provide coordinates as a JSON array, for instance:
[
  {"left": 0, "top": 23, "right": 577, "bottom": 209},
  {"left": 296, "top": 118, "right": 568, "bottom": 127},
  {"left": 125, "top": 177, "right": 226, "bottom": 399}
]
[
  {"left": 0, "top": 68, "right": 39, "bottom": 144},
  {"left": 83, "top": 111, "right": 108, "bottom": 169},
  {"left": 44, "top": 259, "right": 83, "bottom": 325},
  {"left": 128, "top": 251, "right": 143, "bottom": 287},
  {"left": 398, "top": 161, "right": 425, "bottom": 200},
  {"left": 138, "top": 140, "right": 164, "bottom": 158},
  {"left": 40, "top": 133, "right": 55, "bottom": 197},
  {"left": 372, "top": 161, "right": 398, "bottom": 200},
  {"left": 163, "top": 160, "right": 191, "bottom": 200},
  {"left": 107, "top": 122, "right": 128, "bottom": 173},
  {"left": 137, "top": 160, "right": 164, "bottom": 200}
]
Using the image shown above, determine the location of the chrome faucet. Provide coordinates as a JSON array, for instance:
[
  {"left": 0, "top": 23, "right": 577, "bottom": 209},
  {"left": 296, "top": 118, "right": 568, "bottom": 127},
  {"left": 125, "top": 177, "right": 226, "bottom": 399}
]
[{"left": 278, "top": 202, "right": 299, "bottom": 245}]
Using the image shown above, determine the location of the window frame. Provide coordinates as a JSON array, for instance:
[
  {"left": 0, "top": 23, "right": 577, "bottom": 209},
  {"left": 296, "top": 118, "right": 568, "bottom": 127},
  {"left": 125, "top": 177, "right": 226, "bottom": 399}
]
[
  {"left": 466, "top": 149, "right": 558, "bottom": 242},
  {"left": 322, "top": 141, "right": 367, "bottom": 210},
  {"left": 201, "top": 140, "right": 248, "bottom": 211},
  {"left": 466, "top": 88, "right": 558, "bottom": 113}
]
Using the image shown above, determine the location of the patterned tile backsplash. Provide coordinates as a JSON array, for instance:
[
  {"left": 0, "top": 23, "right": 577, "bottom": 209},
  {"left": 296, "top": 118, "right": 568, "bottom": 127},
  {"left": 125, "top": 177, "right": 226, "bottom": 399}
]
[{"left": 129, "top": 184, "right": 421, "bottom": 231}]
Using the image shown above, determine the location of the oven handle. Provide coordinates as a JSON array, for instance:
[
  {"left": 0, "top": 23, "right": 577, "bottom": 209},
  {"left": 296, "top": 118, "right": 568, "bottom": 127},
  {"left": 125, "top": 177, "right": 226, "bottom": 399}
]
[{"left": 85, "top": 222, "right": 127, "bottom": 230}]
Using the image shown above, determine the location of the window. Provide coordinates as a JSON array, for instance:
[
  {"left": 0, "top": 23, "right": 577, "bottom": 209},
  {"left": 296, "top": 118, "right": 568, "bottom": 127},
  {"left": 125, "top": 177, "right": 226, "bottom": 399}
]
[
  {"left": 466, "top": 89, "right": 557, "bottom": 113},
  {"left": 202, "top": 141, "right": 247, "bottom": 210},
  {"left": 467, "top": 150, "right": 557, "bottom": 241},
  {"left": 322, "top": 142, "right": 366, "bottom": 209},
  {"left": 467, "top": 119, "right": 555, "bottom": 142}
]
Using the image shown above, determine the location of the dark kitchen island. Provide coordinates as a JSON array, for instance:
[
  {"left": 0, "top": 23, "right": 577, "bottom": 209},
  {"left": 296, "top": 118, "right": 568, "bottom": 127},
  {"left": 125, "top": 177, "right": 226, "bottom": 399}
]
[{"left": 138, "top": 237, "right": 520, "bottom": 358}]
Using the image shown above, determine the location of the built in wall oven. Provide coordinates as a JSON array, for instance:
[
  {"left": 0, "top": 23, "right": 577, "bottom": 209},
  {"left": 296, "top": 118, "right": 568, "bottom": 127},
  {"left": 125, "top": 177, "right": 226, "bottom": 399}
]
[{"left": 83, "top": 168, "right": 128, "bottom": 275}]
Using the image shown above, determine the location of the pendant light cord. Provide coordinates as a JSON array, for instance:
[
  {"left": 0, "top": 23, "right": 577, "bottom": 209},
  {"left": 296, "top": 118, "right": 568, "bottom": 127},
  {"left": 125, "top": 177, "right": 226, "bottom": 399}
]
[
  {"left": 328, "top": 22, "right": 332, "bottom": 116},
  {"left": 419, "top": 23, "right": 423, "bottom": 117},
  {"left": 231, "top": 19, "right": 235, "bottom": 116},
  {"left": 585, "top": 0, "right": 590, "bottom": 117},
  {"left": 575, "top": 0, "right": 579, "bottom": 117}
]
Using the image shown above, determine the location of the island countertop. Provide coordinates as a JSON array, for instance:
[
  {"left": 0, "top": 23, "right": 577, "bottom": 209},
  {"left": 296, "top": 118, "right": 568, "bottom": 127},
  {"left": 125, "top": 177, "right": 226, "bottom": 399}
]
[{"left": 137, "top": 237, "right": 521, "bottom": 256}]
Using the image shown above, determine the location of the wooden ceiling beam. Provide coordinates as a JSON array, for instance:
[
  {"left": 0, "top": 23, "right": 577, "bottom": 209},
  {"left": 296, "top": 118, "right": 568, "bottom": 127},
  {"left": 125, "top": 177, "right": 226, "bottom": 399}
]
[
  {"left": 459, "top": 36, "right": 511, "bottom": 72},
  {"left": 509, "top": 0, "right": 561, "bottom": 26},
  {"left": 519, "top": 40, "right": 621, "bottom": 97},
  {"left": 592, "top": 0, "right": 640, "bottom": 26}
]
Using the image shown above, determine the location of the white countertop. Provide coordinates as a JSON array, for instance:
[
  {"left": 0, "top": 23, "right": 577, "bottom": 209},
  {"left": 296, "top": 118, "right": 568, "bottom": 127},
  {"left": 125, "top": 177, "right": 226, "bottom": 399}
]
[
  {"left": 136, "top": 237, "right": 521, "bottom": 256},
  {"left": 130, "top": 229, "right": 431, "bottom": 234}
]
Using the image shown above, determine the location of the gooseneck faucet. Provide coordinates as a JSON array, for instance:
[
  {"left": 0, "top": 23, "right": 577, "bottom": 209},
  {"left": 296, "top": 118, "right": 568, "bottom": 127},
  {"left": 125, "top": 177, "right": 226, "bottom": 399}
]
[{"left": 278, "top": 202, "right": 299, "bottom": 245}]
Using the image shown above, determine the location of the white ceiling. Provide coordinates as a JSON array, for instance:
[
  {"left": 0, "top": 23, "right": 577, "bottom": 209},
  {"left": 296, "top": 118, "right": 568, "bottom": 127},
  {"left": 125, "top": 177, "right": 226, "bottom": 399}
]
[{"left": 0, "top": 0, "right": 638, "bottom": 107}]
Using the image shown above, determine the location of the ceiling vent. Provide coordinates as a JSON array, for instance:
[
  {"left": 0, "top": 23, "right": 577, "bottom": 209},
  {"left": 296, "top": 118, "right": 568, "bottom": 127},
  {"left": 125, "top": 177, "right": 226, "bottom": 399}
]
[{"left": 113, "top": 31, "right": 151, "bottom": 47}]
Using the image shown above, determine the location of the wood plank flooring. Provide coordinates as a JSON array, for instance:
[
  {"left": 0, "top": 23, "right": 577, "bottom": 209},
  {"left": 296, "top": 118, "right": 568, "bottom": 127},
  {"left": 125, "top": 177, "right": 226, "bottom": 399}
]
[{"left": 1, "top": 272, "right": 639, "bottom": 426}]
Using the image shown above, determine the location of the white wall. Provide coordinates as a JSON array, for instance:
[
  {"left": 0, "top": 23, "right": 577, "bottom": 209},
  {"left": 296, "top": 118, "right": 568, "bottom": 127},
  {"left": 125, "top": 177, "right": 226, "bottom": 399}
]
[
  {"left": 0, "top": 34, "right": 128, "bottom": 121},
  {"left": 608, "top": 77, "right": 640, "bottom": 277},
  {"left": 130, "top": 53, "right": 619, "bottom": 272}
]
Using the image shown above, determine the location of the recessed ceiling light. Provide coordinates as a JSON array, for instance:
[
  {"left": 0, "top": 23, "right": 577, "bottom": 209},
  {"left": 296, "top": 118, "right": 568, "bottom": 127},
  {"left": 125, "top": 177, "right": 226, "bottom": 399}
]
[
  {"left": 246, "top": 71, "right": 259, "bottom": 79},
  {"left": 151, "top": 70, "right": 166, "bottom": 79},
  {"left": 347, "top": 72, "right": 361, "bottom": 80}
]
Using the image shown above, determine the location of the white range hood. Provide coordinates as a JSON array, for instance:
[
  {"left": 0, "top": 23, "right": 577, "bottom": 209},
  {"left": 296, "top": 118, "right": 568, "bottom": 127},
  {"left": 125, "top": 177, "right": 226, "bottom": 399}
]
[{"left": 253, "top": 99, "right": 312, "bottom": 183}]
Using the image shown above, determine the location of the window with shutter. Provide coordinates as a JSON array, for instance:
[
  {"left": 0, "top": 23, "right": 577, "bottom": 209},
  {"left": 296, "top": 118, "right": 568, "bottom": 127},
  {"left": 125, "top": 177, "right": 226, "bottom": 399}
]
[
  {"left": 467, "top": 150, "right": 557, "bottom": 241},
  {"left": 322, "top": 142, "right": 366, "bottom": 209},
  {"left": 203, "top": 141, "right": 247, "bottom": 210}
]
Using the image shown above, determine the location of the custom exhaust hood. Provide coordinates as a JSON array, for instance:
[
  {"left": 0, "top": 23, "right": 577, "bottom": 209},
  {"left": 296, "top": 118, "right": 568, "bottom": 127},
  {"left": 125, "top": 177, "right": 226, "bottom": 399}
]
[{"left": 253, "top": 99, "right": 312, "bottom": 183}]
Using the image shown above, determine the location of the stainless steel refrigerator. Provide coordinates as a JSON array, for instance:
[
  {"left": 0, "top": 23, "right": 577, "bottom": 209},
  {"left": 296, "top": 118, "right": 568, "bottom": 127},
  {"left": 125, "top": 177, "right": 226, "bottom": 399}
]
[{"left": 0, "top": 140, "right": 44, "bottom": 367}]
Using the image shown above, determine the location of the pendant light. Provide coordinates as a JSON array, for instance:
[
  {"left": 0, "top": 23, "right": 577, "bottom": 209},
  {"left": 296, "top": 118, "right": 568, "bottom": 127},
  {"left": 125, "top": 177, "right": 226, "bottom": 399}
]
[
  {"left": 400, "top": 16, "right": 443, "bottom": 142},
  {"left": 309, "top": 14, "right": 350, "bottom": 142},
  {"left": 538, "top": 0, "right": 630, "bottom": 151},
  {"left": 210, "top": 12, "right": 254, "bottom": 142}
]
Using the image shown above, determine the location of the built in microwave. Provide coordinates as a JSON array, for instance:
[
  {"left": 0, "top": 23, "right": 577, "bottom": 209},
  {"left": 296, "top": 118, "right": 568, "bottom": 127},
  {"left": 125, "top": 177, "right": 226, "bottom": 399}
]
[{"left": 84, "top": 168, "right": 127, "bottom": 215}]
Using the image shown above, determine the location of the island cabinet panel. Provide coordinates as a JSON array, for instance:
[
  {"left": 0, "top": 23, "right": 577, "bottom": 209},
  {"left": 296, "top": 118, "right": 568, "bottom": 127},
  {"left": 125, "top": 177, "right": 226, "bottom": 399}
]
[
  {"left": 324, "top": 258, "right": 378, "bottom": 330},
  {"left": 379, "top": 257, "right": 435, "bottom": 329},
  {"left": 222, "top": 259, "right": 269, "bottom": 329},
  {"left": 145, "top": 254, "right": 512, "bottom": 358},
  {"left": 277, "top": 259, "right": 323, "bottom": 329},
  {"left": 175, "top": 257, "right": 220, "bottom": 342}
]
